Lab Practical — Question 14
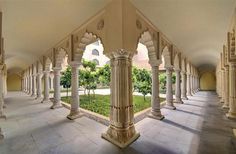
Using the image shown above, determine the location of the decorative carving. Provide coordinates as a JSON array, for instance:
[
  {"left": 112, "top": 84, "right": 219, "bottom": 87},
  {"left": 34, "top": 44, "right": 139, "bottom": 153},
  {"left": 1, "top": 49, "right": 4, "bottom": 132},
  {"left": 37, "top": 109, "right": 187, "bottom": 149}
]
[
  {"left": 97, "top": 19, "right": 104, "bottom": 30},
  {"left": 136, "top": 19, "right": 142, "bottom": 29}
]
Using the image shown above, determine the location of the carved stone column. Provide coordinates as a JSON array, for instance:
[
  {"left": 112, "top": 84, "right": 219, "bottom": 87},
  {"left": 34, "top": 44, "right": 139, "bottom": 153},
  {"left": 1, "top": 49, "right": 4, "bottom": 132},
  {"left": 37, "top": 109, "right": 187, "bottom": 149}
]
[
  {"left": 174, "top": 69, "right": 183, "bottom": 103},
  {"left": 181, "top": 71, "right": 188, "bottom": 100},
  {"left": 29, "top": 75, "right": 32, "bottom": 95},
  {"left": 42, "top": 71, "right": 50, "bottom": 103},
  {"left": 67, "top": 62, "right": 83, "bottom": 120},
  {"left": 31, "top": 74, "right": 37, "bottom": 97},
  {"left": 191, "top": 75, "right": 195, "bottom": 94},
  {"left": 223, "top": 66, "right": 229, "bottom": 109},
  {"left": 36, "top": 73, "right": 42, "bottom": 99},
  {"left": 0, "top": 128, "right": 3, "bottom": 139},
  {"left": 51, "top": 68, "right": 62, "bottom": 109},
  {"left": 226, "top": 63, "right": 236, "bottom": 119},
  {"left": 102, "top": 51, "right": 140, "bottom": 148},
  {"left": 165, "top": 67, "right": 176, "bottom": 109},
  {"left": 187, "top": 73, "right": 192, "bottom": 96},
  {"left": 0, "top": 67, "right": 6, "bottom": 119},
  {"left": 148, "top": 62, "right": 164, "bottom": 120},
  {"left": 220, "top": 69, "right": 225, "bottom": 103}
]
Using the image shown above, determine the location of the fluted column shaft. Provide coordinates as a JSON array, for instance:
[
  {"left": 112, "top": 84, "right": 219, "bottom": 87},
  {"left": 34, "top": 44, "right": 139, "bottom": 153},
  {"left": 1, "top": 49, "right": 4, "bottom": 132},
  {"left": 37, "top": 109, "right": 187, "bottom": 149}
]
[
  {"left": 220, "top": 69, "right": 225, "bottom": 103},
  {"left": 190, "top": 74, "right": 195, "bottom": 95},
  {"left": 29, "top": 75, "right": 32, "bottom": 95},
  {"left": 181, "top": 71, "right": 188, "bottom": 100},
  {"left": 226, "top": 63, "right": 236, "bottom": 119},
  {"left": 67, "top": 63, "right": 83, "bottom": 120},
  {"left": 187, "top": 73, "right": 192, "bottom": 96},
  {"left": 223, "top": 66, "right": 229, "bottom": 108},
  {"left": 36, "top": 73, "right": 42, "bottom": 99},
  {"left": 0, "top": 69, "right": 5, "bottom": 118},
  {"left": 102, "top": 51, "right": 139, "bottom": 148},
  {"left": 148, "top": 64, "right": 164, "bottom": 120},
  {"left": 165, "top": 67, "right": 176, "bottom": 109},
  {"left": 51, "top": 68, "right": 62, "bottom": 109},
  {"left": 175, "top": 70, "right": 183, "bottom": 103},
  {"left": 31, "top": 74, "right": 37, "bottom": 97},
  {"left": 42, "top": 71, "right": 50, "bottom": 103}
]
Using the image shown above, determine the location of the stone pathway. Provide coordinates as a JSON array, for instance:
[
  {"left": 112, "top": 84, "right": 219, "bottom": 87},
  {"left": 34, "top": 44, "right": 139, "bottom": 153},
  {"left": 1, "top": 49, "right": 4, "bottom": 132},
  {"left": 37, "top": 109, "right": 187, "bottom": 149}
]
[{"left": 0, "top": 91, "right": 236, "bottom": 154}]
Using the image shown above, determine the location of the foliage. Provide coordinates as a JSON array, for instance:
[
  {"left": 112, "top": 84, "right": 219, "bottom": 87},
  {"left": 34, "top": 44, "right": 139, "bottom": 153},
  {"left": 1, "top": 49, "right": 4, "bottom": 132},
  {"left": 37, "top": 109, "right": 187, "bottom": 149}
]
[
  {"left": 60, "top": 66, "right": 72, "bottom": 99},
  {"left": 79, "top": 60, "right": 98, "bottom": 98},
  {"left": 132, "top": 67, "right": 152, "bottom": 100},
  {"left": 97, "top": 64, "right": 111, "bottom": 86}
]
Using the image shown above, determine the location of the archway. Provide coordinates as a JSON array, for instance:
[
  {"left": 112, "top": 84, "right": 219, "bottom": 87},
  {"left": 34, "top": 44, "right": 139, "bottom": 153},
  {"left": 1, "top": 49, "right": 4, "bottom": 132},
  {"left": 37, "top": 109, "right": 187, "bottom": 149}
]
[{"left": 200, "top": 71, "right": 216, "bottom": 91}]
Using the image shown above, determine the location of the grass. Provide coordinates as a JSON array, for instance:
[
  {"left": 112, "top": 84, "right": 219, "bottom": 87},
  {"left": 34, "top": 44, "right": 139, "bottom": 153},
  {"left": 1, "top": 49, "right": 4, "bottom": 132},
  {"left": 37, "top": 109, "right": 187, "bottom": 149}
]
[{"left": 61, "top": 94, "right": 165, "bottom": 117}]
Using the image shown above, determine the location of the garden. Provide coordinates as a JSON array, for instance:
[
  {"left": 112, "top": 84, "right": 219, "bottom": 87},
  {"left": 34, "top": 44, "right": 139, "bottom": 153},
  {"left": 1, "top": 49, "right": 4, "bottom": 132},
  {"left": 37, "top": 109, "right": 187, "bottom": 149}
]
[{"left": 60, "top": 59, "right": 174, "bottom": 117}]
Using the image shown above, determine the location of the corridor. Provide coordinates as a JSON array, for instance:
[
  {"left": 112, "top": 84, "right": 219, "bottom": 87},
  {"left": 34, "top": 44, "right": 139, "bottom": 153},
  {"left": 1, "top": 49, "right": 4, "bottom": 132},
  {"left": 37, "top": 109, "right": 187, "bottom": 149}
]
[{"left": 0, "top": 91, "right": 235, "bottom": 154}]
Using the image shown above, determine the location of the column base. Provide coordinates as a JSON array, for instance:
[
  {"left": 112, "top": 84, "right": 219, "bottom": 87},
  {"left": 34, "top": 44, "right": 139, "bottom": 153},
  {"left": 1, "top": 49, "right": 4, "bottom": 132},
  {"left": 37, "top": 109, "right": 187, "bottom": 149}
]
[
  {"left": 222, "top": 104, "right": 229, "bottom": 109},
  {"left": 164, "top": 104, "right": 176, "bottom": 110},
  {"left": 148, "top": 112, "right": 164, "bottom": 120},
  {"left": 0, "top": 114, "right": 6, "bottom": 119},
  {"left": 226, "top": 112, "right": 236, "bottom": 119},
  {"left": 174, "top": 100, "right": 183, "bottom": 104},
  {"left": 0, "top": 129, "right": 3, "bottom": 140},
  {"left": 220, "top": 99, "right": 224, "bottom": 103},
  {"left": 35, "top": 96, "right": 43, "bottom": 100},
  {"left": 67, "top": 111, "right": 84, "bottom": 120},
  {"left": 182, "top": 96, "right": 188, "bottom": 100},
  {"left": 101, "top": 125, "right": 140, "bottom": 148},
  {"left": 50, "top": 103, "right": 63, "bottom": 109},
  {"left": 41, "top": 99, "right": 51, "bottom": 103}
]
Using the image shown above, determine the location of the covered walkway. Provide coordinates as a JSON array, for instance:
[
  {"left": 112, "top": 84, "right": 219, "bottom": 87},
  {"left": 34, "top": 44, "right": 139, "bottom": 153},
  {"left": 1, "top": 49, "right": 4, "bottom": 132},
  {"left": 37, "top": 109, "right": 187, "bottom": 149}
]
[{"left": 0, "top": 91, "right": 235, "bottom": 154}]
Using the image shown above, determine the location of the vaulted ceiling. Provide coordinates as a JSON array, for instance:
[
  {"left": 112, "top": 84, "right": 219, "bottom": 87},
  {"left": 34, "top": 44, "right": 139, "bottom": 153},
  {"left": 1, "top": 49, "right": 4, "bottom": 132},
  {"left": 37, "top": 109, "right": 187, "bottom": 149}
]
[{"left": 0, "top": 0, "right": 235, "bottom": 73}]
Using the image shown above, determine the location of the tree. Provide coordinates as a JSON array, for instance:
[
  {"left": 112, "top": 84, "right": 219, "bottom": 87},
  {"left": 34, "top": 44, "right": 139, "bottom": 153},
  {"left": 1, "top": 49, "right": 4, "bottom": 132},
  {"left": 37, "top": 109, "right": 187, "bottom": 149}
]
[
  {"left": 97, "top": 64, "right": 111, "bottom": 87},
  {"left": 60, "top": 66, "right": 72, "bottom": 100},
  {"left": 79, "top": 59, "right": 99, "bottom": 99},
  {"left": 132, "top": 68, "right": 152, "bottom": 101}
]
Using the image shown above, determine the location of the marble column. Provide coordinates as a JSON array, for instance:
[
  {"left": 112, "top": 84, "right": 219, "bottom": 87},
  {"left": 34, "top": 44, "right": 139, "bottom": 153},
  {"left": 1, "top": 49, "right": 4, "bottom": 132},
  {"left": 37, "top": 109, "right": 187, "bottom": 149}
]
[
  {"left": 36, "top": 73, "right": 42, "bottom": 99},
  {"left": 181, "top": 71, "right": 188, "bottom": 100},
  {"left": 191, "top": 75, "right": 195, "bottom": 94},
  {"left": 174, "top": 69, "right": 183, "bottom": 103},
  {"left": 223, "top": 66, "right": 229, "bottom": 109},
  {"left": 67, "top": 62, "right": 83, "bottom": 120},
  {"left": 31, "top": 74, "right": 37, "bottom": 97},
  {"left": 0, "top": 128, "right": 3, "bottom": 139},
  {"left": 148, "top": 63, "right": 164, "bottom": 120},
  {"left": 29, "top": 75, "right": 32, "bottom": 95},
  {"left": 187, "top": 73, "right": 192, "bottom": 96},
  {"left": 165, "top": 67, "right": 176, "bottom": 109},
  {"left": 51, "top": 68, "right": 62, "bottom": 109},
  {"left": 42, "top": 71, "right": 50, "bottom": 103},
  {"left": 220, "top": 69, "right": 225, "bottom": 103},
  {"left": 0, "top": 68, "right": 6, "bottom": 119},
  {"left": 226, "top": 63, "right": 236, "bottom": 119},
  {"left": 102, "top": 51, "right": 140, "bottom": 148}
]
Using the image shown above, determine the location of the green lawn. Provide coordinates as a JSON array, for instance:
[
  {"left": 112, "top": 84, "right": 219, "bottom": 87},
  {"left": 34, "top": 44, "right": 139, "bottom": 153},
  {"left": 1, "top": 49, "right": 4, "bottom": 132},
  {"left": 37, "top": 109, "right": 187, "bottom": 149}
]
[{"left": 61, "top": 95, "right": 165, "bottom": 117}]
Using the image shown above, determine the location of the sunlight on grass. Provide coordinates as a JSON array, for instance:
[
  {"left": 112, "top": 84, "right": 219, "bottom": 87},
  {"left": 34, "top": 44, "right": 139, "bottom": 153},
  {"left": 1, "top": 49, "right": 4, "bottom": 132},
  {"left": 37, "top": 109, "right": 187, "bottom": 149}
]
[{"left": 61, "top": 95, "right": 165, "bottom": 117}]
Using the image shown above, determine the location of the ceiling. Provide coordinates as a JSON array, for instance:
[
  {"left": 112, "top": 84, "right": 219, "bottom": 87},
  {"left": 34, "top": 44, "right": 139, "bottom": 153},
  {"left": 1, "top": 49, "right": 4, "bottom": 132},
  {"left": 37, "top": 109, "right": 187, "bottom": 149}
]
[{"left": 0, "top": 0, "right": 235, "bottom": 74}]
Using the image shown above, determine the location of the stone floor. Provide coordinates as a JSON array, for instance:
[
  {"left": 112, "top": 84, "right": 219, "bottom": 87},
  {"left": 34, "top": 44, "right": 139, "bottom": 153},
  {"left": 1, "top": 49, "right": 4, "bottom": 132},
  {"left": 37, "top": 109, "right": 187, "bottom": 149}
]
[{"left": 0, "top": 91, "right": 236, "bottom": 154}]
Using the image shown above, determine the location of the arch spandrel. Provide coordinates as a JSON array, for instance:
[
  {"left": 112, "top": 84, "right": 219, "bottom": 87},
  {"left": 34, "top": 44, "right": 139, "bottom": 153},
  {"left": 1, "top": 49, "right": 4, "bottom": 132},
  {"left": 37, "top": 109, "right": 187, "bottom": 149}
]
[
  {"left": 173, "top": 52, "right": 181, "bottom": 71},
  {"left": 138, "top": 31, "right": 160, "bottom": 65}
]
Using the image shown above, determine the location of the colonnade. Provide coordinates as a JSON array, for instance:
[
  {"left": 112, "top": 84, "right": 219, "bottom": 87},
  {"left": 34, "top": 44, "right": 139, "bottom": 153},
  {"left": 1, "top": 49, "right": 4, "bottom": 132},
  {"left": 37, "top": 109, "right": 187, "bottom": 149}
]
[
  {"left": 216, "top": 29, "right": 236, "bottom": 119},
  {"left": 3, "top": 0, "right": 202, "bottom": 147}
]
